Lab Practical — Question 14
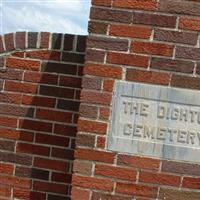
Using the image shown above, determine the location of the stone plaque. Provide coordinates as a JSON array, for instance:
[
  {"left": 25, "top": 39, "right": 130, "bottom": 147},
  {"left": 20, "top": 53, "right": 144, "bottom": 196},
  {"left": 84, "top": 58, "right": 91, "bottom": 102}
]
[{"left": 108, "top": 81, "right": 200, "bottom": 163}]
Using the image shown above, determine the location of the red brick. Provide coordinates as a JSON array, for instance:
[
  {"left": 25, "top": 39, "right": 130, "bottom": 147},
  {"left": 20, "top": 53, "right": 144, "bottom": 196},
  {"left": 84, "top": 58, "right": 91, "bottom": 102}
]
[
  {"left": 33, "top": 181, "right": 68, "bottom": 194},
  {"left": 40, "top": 32, "right": 50, "bottom": 49},
  {"left": 11, "top": 52, "right": 25, "bottom": 58},
  {"left": 0, "top": 36, "right": 5, "bottom": 53},
  {"left": 131, "top": 41, "right": 174, "bottom": 57},
  {"left": 139, "top": 171, "right": 181, "bottom": 187},
  {"left": 34, "top": 157, "right": 69, "bottom": 172},
  {"left": 107, "top": 52, "right": 149, "bottom": 68},
  {"left": 23, "top": 71, "right": 58, "bottom": 85},
  {"left": 36, "top": 108, "right": 72, "bottom": 123},
  {"left": 54, "top": 124, "right": 77, "bottom": 137},
  {"left": 4, "top": 33, "right": 15, "bottom": 51},
  {"left": 182, "top": 177, "right": 200, "bottom": 189},
  {"left": 116, "top": 182, "right": 158, "bottom": 198},
  {"left": 99, "top": 107, "right": 110, "bottom": 121},
  {"left": 71, "top": 187, "right": 90, "bottom": 200},
  {"left": 103, "top": 79, "right": 114, "bottom": 92},
  {"left": 117, "top": 154, "right": 160, "bottom": 171},
  {"left": 16, "top": 142, "right": 50, "bottom": 156},
  {"left": 59, "top": 76, "right": 82, "bottom": 88},
  {"left": 73, "top": 160, "right": 93, "bottom": 175},
  {"left": 76, "top": 133, "right": 96, "bottom": 147},
  {"left": 0, "top": 186, "right": 11, "bottom": 198},
  {"left": 88, "top": 21, "right": 108, "bottom": 35},
  {"left": 6, "top": 57, "right": 41, "bottom": 71},
  {"left": 19, "top": 119, "right": 52, "bottom": 132},
  {"left": 86, "top": 49, "right": 105, "bottom": 62},
  {"left": 51, "top": 172, "right": 72, "bottom": 183},
  {"left": 35, "top": 133, "right": 69, "bottom": 147},
  {"left": 0, "top": 163, "right": 14, "bottom": 175},
  {"left": 22, "top": 95, "right": 56, "bottom": 108},
  {"left": 96, "top": 136, "right": 106, "bottom": 149},
  {"left": 51, "top": 148, "right": 74, "bottom": 160},
  {"left": 179, "top": 16, "right": 200, "bottom": 31},
  {"left": 15, "top": 32, "right": 26, "bottom": 49},
  {"left": 0, "top": 68, "right": 23, "bottom": 81},
  {"left": 95, "top": 164, "right": 136, "bottom": 181},
  {"left": 84, "top": 63, "right": 122, "bottom": 79},
  {"left": 5, "top": 81, "right": 38, "bottom": 94},
  {"left": 73, "top": 175, "right": 114, "bottom": 191},
  {"left": 127, "top": 69, "right": 170, "bottom": 85},
  {"left": 0, "top": 174, "right": 31, "bottom": 189},
  {"left": 81, "top": 90, "right": 112, "bottom": 105},
  {"left": 14, "top": 190, "right": 46, "bottom": 200},
  {"left": 82, "top": 76, "right": 102, "bottom": 90},
  {"left": 114, "top": 0, "right": 158, "bottom": 11},
  {"left": 0, "top": 116, "right": 17, "bottom": 128},
  {"left": 0, "top": 92, "right": 22, "bottom": 104},
  {"left": 176, "top": 46, "right": 200, "bottom": 60},
  {"left": 78, "top": 119, "right": 107, "bottom": 135},
  {"left": 92, "top": 192, "right": 132, "bottom": 200},
  {"left": 92, "top": 0, "right": 112, "bottom": 6},
  {"left": 75, "top": 148, "right": 115, "bottom": 163},
  {"left": 110, "top": 24, "right": 152, "bottom": 39}
]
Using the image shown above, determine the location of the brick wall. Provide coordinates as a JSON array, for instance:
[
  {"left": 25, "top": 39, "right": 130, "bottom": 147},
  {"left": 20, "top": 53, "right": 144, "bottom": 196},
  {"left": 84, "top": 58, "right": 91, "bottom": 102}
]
[
  {"left": 71, "top": 0, "right": 200, "bottom": 200},
  {"left": 0, "top": 32, "right": 86, "bottom": 199}
]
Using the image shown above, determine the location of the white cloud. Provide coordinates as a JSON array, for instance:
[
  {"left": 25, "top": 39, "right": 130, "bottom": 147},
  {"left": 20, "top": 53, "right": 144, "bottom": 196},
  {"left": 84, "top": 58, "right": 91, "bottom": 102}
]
[{"left": 1, "top": 0, "right": 91, "bottom": 35}]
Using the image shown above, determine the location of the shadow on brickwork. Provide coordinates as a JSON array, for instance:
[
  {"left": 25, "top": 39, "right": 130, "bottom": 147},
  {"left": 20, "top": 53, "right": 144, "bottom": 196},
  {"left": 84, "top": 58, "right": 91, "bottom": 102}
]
[{"left": 0, "top": 32, "right": 86, "bottom": 200}]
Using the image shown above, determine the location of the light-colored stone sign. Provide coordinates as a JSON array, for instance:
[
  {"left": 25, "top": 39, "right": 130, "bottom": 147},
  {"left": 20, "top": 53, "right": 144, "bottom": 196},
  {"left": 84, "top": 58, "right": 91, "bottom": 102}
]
[{"left": 108, "top": 81, "right": 200, "bottom": 163}]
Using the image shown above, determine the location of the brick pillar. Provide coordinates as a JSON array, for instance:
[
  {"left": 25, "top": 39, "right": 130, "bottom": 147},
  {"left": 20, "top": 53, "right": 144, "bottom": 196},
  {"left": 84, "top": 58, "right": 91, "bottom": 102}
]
[{"left": 71, "top": 0, "right": 200, "bottom": 200}]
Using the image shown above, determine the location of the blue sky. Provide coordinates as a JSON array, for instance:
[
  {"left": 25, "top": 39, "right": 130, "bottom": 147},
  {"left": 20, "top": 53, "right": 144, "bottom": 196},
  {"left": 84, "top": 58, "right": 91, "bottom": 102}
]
[{"left": 0, "top": 0, "right": 91, "bottom": 35}]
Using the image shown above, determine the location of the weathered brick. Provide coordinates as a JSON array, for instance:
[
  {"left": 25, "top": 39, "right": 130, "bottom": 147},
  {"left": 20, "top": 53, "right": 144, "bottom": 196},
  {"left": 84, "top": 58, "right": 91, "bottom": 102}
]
[
  {"left": 76, "top": 133, "right": 96, "bottom": 147},
  {"left": 127, "top": 69, "right": 170, "bottom": 85},
  {"left": 0, "top": 163, "right": 14, "bottom": 175},
  {"left": 79, "top": 104, "right": 98, "bottom": 118},
  {"left": 95, "top": 164, "right": 136, "bottom": 181},
  {"left": 171, "top": 75, "right": 200, "bottom": 90},
  {"left": 84, "top": 63, "right": 122, "bottom": 79},
  {"left": 75, "top": 148, "right": 115, "bottom": 163},
  {"left": 0, "top": 185, "right": 11, "bottom": 198},
  {"left": 182, "top": 177, "right": 200, "bottom": 189},
  {"left": 0, "top": 68, "right": 23, "bottom": 80},
  {"left": 88, "top": 21, "right": 108, "bottom": 35},
  {"left": 92, "top": 192, "right": 132, "bottom": 200},
  {"left": 73, "top": 160, "right": 93, "bottom": 175},
  {"left": 159, "top": 188, "right": 200, "bottom": 200},
  {"left": 87, "top": 36, "right": 128, "bottom": 51},
  {"left": 133, "top": 12, "right": 176, "bottom": 28},
  {"left": 110, "top": 24, "right": 152, "bottom": 39},
  {"left": 0, "top": 115, "right": 17, "bottom": 128},
  {"left": 151, "top": 57, "right": 194, "bottom": 73},
  {"left": 0, "top": 92, "right": 21, "bottom": 104},
  {"left": 159, "top": 0, "right": 200, "bottom": 16},
  {"left": 15, "top": 32, "right": 26, "bottom": 49},
  {"left": 176, "top": 46, "right": 200, "bottom": 60},
  {"left": 78, "top": 119, "right": 107, "bottom": 135},
  {"left": 51, "top": 148, "right": 74, "bottom": 160},
  {"left": 40, "top": 32, "right": 50, "bottom": 49},
  {"left": 6, "top": 57, "right": 41, "bottom": 71},
  {"left": 131, "top": 41, "right": 174, "bottom": 57},
  {"left": 139, "top": 171, "right": 181, "bottom": 187},
  {"left": 28, "top": 32, "right": 38, "bottom": 48},
  {"left": 162, "top": 160, "right": 200, "bottom": 176},
  {"left": 116, "top": 182, "right": 158, "bottom": 198},
  {"left": 107, "top": 52, "right": 149, "bottom": 68},
  {"left": 154, "top": 29, "right": 198, "bottom": 45},
  {"left": 117, "top": 154, "right": 160, "bottom": 171},
  {"left": 0, "top": 139, "right": 15, "bottom": 152},
  {"left": 179, "top": 16, "right": 200, "bottom": 31},
  {"left": 81, "top": 90, "right": 112, "bottom": 105},
  {"left": 90, "top": 7, "right": 132, "bottom": 23},
  {"left": 103, "top": 79, "right": 114, "bottom": 92},
  {"left": 71, "top": 187, "right": 90, "bottom": 200},
  {"left": 82, "top": 76, "right": 102, "bottom": 90},
  {"left": 113, "top": 0, "right": 158, "bottom": 11},
  {"left": 99, "top": 107, "right": 110, "bottom": 120},
  {"left": 0, "top": 36, "right": 5, "bottom": 53},
  {"left": 86, "top": 49, "right": 105, "bottom": 63},
  {"left": 4, "top": 33, "right": 15, "bottom": 51},
  {"left": 73, "top": 175, "right": 114, "bottom": 191},
  {"left": 92, "top": 0, "right": 112, "bottom": 6}
]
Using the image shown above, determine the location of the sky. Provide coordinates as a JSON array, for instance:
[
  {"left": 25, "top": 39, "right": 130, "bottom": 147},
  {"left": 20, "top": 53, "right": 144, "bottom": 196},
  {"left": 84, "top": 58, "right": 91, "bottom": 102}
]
[{"left": 0, "top": 0, "right": 91, "bottom": 35}]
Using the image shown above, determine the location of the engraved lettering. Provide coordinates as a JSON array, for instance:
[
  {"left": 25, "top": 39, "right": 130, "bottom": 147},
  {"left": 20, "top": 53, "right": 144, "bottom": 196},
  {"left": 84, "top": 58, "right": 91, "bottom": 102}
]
[
  {"left": 180, "top": 109, "right": 188, "bottom": 122},
  {"left": 171, "top": 108, "right": 179, "bottom": 120},
  {"left": 143, "top": 125, "right": 155, "bottom": 139},
  {"left": 123, "top": 123, "right": 132, "bottom": 135},
  {"left": 187, "top": 132, "right": 195, "bottom": 145},
  {"left": 157, "top": 128, "right": 166, "bottom": 140},
  {"left": 157, "top": 105, "right": 165, "bottom": 118},
  {"left": 133, "top": 124, "right": 143, "bottom": 137},
  {"left": 177, "top": 130, "right": 187, "bottom": 144},
  {"left": 140, "top": 103, "right": 149, "bottom": 116}
]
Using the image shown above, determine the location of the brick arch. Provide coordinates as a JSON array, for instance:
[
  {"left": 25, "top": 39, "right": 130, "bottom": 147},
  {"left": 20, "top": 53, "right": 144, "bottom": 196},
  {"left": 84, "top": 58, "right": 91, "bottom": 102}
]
[{"left": 0, "top": 32, "right": 86, "bottom": 200}]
